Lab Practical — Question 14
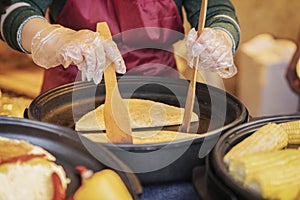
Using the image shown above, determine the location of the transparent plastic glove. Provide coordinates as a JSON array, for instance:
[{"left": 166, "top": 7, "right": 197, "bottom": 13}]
[
  {"left": 186, "top": 28, "right": 237, "bottom": 78},
  {"left": 31, "top": 25, "right": 126, "bottom": 84}
]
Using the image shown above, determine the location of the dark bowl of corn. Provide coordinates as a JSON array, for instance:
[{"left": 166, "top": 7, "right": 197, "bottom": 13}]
[{"left": 207, "top": 114, "right": 300, "bottom": 200}]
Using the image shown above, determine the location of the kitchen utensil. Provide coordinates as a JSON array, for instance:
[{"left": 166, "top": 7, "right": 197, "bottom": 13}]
[
  {"left": 96, "top": 22, "right": 133, "bottom": 144},
  {"left": 181, "top": 0, "right": 208, "bottom": 132}
]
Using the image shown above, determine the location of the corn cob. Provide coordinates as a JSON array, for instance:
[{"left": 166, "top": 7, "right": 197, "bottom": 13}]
[
  {"left": 280, "top": 120, "right": 300, "bottom": 144},
  {"left": 244, "top": 156, "right": 300, "bottom": 200},
  {"left": 224, "top": 123, "right": 288, "bottom": 166},
  {"left": 229, "top": 149, "right": 300, "bottom": 183}
]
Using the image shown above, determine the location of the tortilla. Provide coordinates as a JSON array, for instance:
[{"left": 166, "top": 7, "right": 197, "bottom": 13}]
[
  {"left": 82, "top": 130, "right": 200, "bottom": 144},
  {"left": 75, "top": 98, "right": 198, "bottom": 131}
]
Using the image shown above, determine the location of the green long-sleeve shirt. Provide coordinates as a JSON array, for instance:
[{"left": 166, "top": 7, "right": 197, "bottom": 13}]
[
  {"left": 1, "top": 0, "right": 240, "bottom": 54},
  {"left": 0, "top": 0, "right": 11, "bottom": 14}
]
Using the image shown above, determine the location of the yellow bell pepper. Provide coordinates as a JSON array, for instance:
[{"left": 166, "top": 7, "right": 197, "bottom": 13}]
[{"left": 73, "top": 168, "right": 133, "bottom": 200}]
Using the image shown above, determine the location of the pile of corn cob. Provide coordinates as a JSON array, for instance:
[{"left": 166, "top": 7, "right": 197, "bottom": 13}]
[{"left": 224, "top": 120, "right": 300, "bottom": 200}]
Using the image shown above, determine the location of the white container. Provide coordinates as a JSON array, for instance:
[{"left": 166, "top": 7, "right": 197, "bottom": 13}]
[{"left": 237, "top": 34, "right": 298, "bottom": 117}]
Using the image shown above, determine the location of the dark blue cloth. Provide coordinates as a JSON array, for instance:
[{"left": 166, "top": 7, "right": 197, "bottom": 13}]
[{"left": 141, "top": 182, "right": 200, "bottom": 200}]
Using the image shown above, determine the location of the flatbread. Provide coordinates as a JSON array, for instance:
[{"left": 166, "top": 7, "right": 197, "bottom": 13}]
[
  {"left": 83, "top": 130, "right": 200, "bottom": 144},
  {"left": 75, "top": 98, "right": 198, "bottom": 131},
  {"left": 0, "top": 136, "right": 55, "bottom": 162}
]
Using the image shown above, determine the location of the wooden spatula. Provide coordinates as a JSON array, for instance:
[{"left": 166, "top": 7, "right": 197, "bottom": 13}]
[
  {"left": 96, "top": 22, "right": 133, "bottom": 144},
  {"left": 181, "top": 0, "right": 208, "bottom": 133}
]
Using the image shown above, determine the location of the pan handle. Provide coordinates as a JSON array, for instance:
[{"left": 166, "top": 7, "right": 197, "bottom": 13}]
[
  {"left": 192, "top": 161, "right": 238, "bottom": 200},
  {"left": 23, "top": 108, "right": 29, "bottom": 119}
]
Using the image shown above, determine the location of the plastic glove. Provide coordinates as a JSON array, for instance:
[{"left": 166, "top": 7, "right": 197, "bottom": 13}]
[
  {"left": 186, "top": 28, "right": 237, "bottom": 78},
  {"left": 31, "top": 25, "right": 126, "bottom": 84}
]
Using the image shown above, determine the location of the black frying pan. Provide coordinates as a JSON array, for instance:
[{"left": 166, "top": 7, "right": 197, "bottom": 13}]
[
  {"left": 208, "top": 115, "right": 300, "bottom": 200},
  {"left": 0, "top": 116, "right": 141, "bottom": 199},
  {"left": 27, "top": 76, "right": 249, "bottom": 183}
]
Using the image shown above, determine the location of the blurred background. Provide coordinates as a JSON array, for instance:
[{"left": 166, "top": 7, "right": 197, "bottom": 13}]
[{"left": 0, "top": 0, "right": 299, "bottom": 117}]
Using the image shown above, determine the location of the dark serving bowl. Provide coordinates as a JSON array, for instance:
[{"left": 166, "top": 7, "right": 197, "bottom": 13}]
[
  {"left": 208, "top": 114, "right": 300, "bottom": 200},
  {"left": 27, "top": 76, "right": 249, "bottom": 184},
  {"left": 0, "top": 116, "right": 141, "bottom": 199}
]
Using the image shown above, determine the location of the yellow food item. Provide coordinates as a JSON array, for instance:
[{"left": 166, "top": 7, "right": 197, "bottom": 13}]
[
  {"left": 0, "top": 157, "right": 68, "bottom": 200},
  {"left": 75, "top": 98, "right": 198, "bottom": 131},
  {"left": 73, "top": 169, "right": 132, "bottom": 200},
  {"left": 280, "top": 120, "right": 300, "bottom": 144},
  {"left": 229, "top": 149, "right": 300, "bottom": 183},
  {"left": 83, "top": 130, "right": 200, "bottom": 144},
  {"left": 244, "top": 154, "right": 300, "bottom": 200},
  {"left": 0, "top": 136, "right": 55, "bottom": 162},
  {"left": 224, "top": 123, "right": 288, "bottom": 166},
  {"left": 225, "top": 121, "right": 300, "bottom": 200}
]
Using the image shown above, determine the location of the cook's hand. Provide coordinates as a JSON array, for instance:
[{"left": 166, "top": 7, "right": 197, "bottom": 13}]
[
  {"left": 285, "top": 48, "right": 300, "bottom": 94},
  {"left": 286, "top": 66, "right": 300, "bottom": 94},
  {"left": 31, "top": 25, "right": 126, "bottom": 84},
  {"left": 186, "top": 28, "right": 237, "bottom": 78}
]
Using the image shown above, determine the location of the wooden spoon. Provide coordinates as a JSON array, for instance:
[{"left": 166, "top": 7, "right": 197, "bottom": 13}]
[
  {"left": 96, "top": 22, "right": 133, "bottom": 144},
  {"left": 181, "top": 0, "right": 208, "bottom": 133}
]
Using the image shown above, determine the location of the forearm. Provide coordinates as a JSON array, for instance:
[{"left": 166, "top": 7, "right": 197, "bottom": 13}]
[
  {"left": 0, "top": 0, "right": 11, "bottom": 14},
  {"left": 21, "top": 17, "right": 51, "bottom": 52},
  {"left": 0, "top": 0, "right": 51, "bottom": 52}
]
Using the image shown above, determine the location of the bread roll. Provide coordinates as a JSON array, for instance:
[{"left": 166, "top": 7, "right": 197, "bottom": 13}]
[{"left": 0, "top": 136, "right": 69, "bottom": 200}]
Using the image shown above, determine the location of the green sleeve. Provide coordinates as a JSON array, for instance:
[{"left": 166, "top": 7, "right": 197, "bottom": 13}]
[
  {"left": 0, "top": 0, "right": 11, "bottom": 14},
  {"left": 2, "top": 0, "right": 240, "bottom": 54},
  {"left": 1, "top": 0, "right": 53, "bottom": 52},
  {"left": 183, "top": 0, "right": 240, "bottom": 54}
]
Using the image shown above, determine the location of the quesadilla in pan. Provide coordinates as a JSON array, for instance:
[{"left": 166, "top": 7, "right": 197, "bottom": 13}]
[
  {"left": 83, "top": 130, "right": 200, "bottom": 144},
  {"left": 75, "top": 98, "right": 198, "bottom": 131}
]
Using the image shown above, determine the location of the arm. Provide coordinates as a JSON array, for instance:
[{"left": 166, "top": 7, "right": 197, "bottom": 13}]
[
  {"left": 21, "top": 17, "right": 50, "bottom": 52},
  {"left": 184, "top": 0, "right": 240, "bottom": 78},
  {"left": 0, "top": 0, "right": 125, "bottom": 84},
  {"left": 183, "top": 0, "right": 240, "bottom": 53},
  {"left": 0, "top": 0, "right": 51, "bottom": 52},
  {"left": 0, "top": 0, "right": 11, "bottom": 14}
]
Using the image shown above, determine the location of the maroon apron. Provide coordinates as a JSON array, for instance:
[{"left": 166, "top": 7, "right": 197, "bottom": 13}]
[{"left": 40, "top": 0, "right": 184, "bottom": 93}]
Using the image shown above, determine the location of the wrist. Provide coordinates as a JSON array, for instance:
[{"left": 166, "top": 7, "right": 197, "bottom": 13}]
[
  {"left": 20, "top": 17, "right": 51, "bottom": 53},
  {"left": 30, "top": 25, "right": 76, "bottom": 69},
  {"left": 212, "top": 27, "right": 236, "bottom": 55}
]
